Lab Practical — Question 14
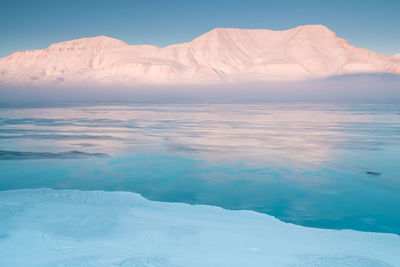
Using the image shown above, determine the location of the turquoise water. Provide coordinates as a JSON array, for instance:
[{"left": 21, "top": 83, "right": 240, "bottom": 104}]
[{"left": 0, "top": 103, "right": 399, "bottom": 234}]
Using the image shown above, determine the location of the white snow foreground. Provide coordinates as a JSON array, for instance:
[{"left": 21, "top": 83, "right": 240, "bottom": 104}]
[
  {"left": 0, "top": 25, "right": 399, "bottom": 85},
  {"left": 0, "top": 189, "right": 399, "bottom": 267}
]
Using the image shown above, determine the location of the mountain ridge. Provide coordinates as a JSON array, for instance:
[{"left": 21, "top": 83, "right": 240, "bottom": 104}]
[{"left": 1, "top": 25, "right": 399, "bottom": 85}]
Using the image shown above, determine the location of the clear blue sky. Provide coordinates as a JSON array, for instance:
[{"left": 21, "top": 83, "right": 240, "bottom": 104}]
[{"left": 1, "top": 0, "right": 399, "bottom": 58}]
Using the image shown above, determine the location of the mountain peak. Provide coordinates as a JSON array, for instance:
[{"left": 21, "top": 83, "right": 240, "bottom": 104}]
[
  {"left": 192, "top": 25, "right": 336, "bottom": 44},
  {"left": 394, "top": 53, "right": 400, "bottom": 59},
  {"left": 294, "top": 24, "right": 336, "bottom": 36},
  {"left": 295, "top": 24, "right": 332, "bottom": 31},
  {"left": 48, "top": 35, "right": 127, "bottom": 50}
]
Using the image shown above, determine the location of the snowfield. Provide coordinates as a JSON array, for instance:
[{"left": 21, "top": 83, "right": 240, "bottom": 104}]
[{"left": 0, "top": 189, "right": 399, "bottom": 266}]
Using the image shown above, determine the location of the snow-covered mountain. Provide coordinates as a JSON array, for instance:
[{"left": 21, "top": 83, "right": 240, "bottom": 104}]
[
  {"left": 0, "top": 25, "right": 399, "bottom": 85},
  {"left": 394, "top": 53, "right": 400, "bottom": 59}
]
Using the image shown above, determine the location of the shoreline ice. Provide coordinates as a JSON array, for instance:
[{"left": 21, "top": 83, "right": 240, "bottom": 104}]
[{"left": 1, "top": 188, "right": 399, "bottom": 266}]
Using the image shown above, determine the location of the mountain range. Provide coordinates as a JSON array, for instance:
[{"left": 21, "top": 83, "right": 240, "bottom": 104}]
[{"left": 0, "top": 25, "right": 399, "bottom": 85}]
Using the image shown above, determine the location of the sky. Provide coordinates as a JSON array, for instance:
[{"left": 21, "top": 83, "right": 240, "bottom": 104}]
[{"left": 0, "top": 0, "right": 399, "bottom": 58}]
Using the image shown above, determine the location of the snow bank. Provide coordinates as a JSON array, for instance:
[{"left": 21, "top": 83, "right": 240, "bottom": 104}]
[{"left": 0, "top": 189, "right": 399, "bottom": 266}]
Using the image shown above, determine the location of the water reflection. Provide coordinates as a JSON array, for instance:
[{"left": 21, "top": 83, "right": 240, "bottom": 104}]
[
  {"left": 0, "top": 104, "right": 399, "bottom": 234},
  {"left": 0, "top": 150, "right": 108, "bottom": 160}
]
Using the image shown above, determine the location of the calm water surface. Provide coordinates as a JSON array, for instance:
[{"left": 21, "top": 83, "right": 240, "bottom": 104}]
[{"left": 0, "top": 103, "right": 399, "bottom": 234}]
